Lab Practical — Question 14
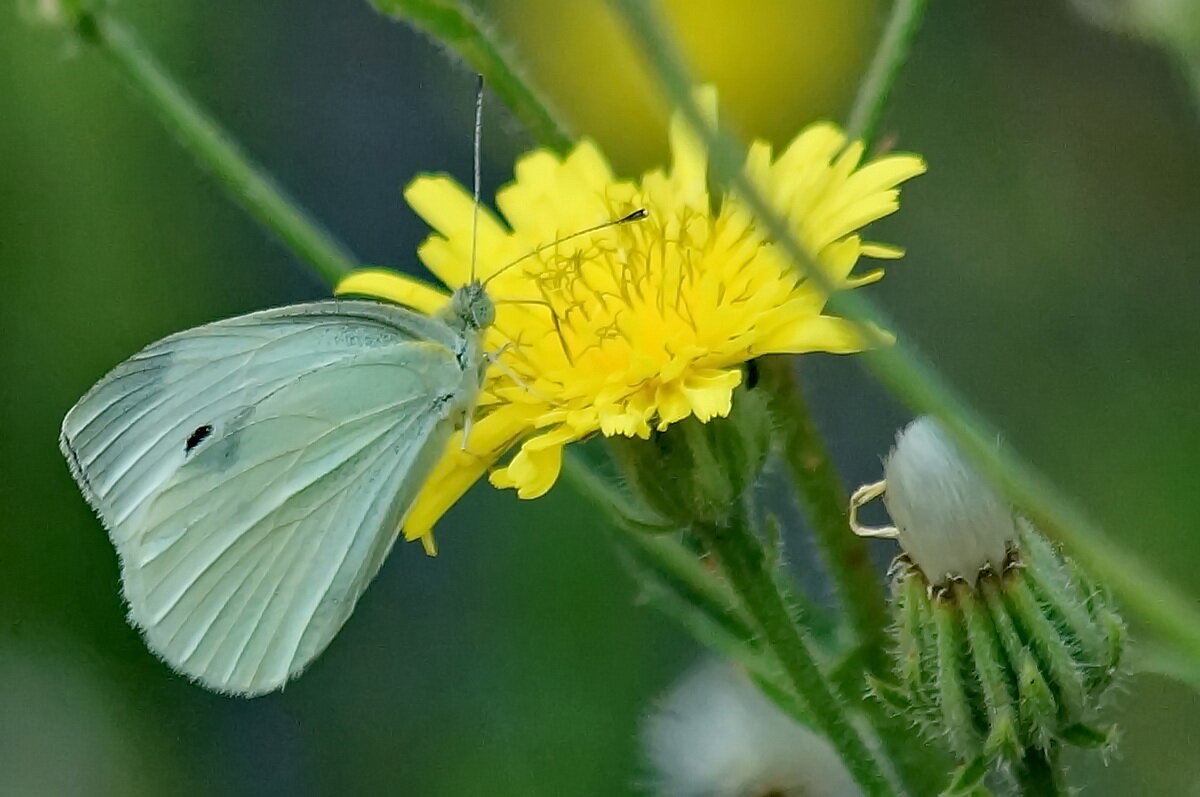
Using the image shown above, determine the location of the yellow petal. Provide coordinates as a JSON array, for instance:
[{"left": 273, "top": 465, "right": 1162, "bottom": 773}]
[
  {"left": 335, "top": 268, "right": 450, "bottom": 314},
  {"left": 775, "top": 122, "right": 846, "bottom": 179},
  {"left": 654, "top": 383, "right": 694, "bottom": 429},
  {"left": 402, "top": 408, "right": 530, "bottom": 541},
  {"left": 681, "top": 369, "right": 742, "bottom": 421},
  {"left": 402, "top": 442, "right": 492, "bottom": 544},
  {"left": 497, "top": 143, "right": 618, "bottom": 241},
  {"left": 846, "top": 268, "right": 886, "bottom": 288},
  {"left": 598, "top": 409, "right": 651, "bottom": 438},
  {"left": 839, "top": 153, "right": 927, "bottom": 199},
  {"left": 404, "top": 175, "right": 512, "bottom": 285},
  {"left": 489, "top": 427, "right": 576, "bottom": 498},
  {"left": 861, "top": 242, "right": 905, "bottom": 259},
  {"left": 564, "top": 140, "right": 618, "bottom": 190},
  {"left": 667, "top": 85, "right": 717, "bottom": 209},
  {"left": 818, "top": 190, "right": 902, "bottom": 244}
]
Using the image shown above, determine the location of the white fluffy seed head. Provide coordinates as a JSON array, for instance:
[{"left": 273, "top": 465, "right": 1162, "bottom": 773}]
[
  {"left": 642, "top": 659, "right": 860, "bottom": 797},
  {"left": 883, "top": 416, "right": 1017, "bottom": 585}
]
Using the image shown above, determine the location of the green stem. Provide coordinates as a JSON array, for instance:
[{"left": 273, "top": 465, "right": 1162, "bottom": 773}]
[
  {"left": 694, "top": 504, "right": 897, "bottom": 797},
  {"left": 759, "top": 357, "right": 889, "bottom": 672},
  {"left": 845, "top": 0, "right": 928, "bottom": 145},
  {"left": 560, "top": 454, "right": 762, "bottom": 649},
  {"left": 606, "top": 0, "right": 1200, "bottom": 690},
  {"left": 72, "top": 11, "right": 359, "bottom": 285},
  {"left": 561, "top": 454, "right": 814, "bottom": 722},
  {"left": 755, "top": 0, "right": 923, "bottom": 692},
  {"left": 367, "top": 0, "right": 573, "bottom": 154}
]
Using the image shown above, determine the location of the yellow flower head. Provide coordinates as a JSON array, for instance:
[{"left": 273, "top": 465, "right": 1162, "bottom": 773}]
[{"left": 337, "top": 92, "right": 925, "bottom": 552}]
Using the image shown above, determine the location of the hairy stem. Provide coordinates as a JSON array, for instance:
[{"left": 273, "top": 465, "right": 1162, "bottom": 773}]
[
  {"left": 561, "top": 454, "right": 817, "bottom": 725},
  {"left": 759, "top": 357, "right": 889, "bottom": 672},
  {"left": 693, "top": 504, "right": 897, "bottom": 797},
  {"left": 561, "top": 453, "right": 759, "bottom": 644}
]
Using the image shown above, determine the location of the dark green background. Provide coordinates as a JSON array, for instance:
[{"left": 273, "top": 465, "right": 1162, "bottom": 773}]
[{"left": 2, "top": 0, "right": 1198, "bottom": 793}]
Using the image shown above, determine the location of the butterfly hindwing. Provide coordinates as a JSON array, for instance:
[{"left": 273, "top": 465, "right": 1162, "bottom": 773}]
[{"left": 61, "top": 300, "right": 475, "bottom": 695}]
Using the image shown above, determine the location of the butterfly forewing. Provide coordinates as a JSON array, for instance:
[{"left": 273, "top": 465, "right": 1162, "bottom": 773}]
[{"left": 61, "top": 300, "right": 478, "bottom": 695}]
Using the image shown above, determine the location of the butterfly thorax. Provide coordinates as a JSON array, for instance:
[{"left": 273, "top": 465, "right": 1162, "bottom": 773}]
[{"left": 439, "top": 281, "right": 492, "bottom": 389}]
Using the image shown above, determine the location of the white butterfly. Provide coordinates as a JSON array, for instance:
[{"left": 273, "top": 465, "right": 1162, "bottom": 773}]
[{"left": 60, "top": 284, "right": 494, "bottom": 696}]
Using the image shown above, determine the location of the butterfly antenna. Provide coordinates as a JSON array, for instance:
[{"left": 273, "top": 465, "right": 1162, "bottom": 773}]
[
  {"left": 482, "top": 208, "right": 648, "bottom": 287},
  {"left": 470, "top": 75, "right": 484, "bottom": 284}
]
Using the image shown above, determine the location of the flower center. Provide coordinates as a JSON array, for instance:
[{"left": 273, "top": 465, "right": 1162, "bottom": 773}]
[{"left": 484, "top": 205, "right": 781, "bottom": 410}]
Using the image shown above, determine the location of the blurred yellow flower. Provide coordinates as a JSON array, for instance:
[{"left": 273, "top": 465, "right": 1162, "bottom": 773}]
[
  {"left": 337, "top": 93, "right": 924, "bottom": 551},
  {"left": 481, "top": 0, "right": 879, "bottom": 170}
]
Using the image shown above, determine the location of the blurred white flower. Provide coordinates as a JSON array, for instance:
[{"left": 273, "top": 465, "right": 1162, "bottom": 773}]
[{"left": 642, "top": 658, "right": 860, "bottom": 797}]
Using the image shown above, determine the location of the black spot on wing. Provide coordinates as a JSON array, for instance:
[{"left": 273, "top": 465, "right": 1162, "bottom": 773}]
[
  {"left": 185, "top": 424, "right": 213, "bottom": 454},
  {"left": 187, "top": 407, "right": 255, "bottom": 472}
]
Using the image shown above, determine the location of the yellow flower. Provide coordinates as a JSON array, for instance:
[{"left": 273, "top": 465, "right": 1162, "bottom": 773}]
[{"left": 337, "top": 93, "right": 925, "bottom": 552}]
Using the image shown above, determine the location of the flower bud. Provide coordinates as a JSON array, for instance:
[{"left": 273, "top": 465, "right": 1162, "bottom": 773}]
[
  {"left": 883, "top": 416, "right": 1016, "bottom": 585},
  {"left": 854, "top": 417, "right": 1124, "bottom": 777},
  {"left": 608, "top": 385, "right": 771, "bottom": 527},
  {"left": 643, "top": 658, "right": 860, "bottom": 797}
]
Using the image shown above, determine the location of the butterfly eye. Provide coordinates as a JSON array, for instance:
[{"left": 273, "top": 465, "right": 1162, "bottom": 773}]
[{"left": 185, "top": 424, "right": 214, "bottom": 454}]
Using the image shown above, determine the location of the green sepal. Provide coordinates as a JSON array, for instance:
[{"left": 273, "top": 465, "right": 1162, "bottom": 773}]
[
  {"left": 1059, "top": 722, "right": 1118, "bottom": 751},
  {"left": 606, "top": 384, "right": 771, "bottom": 526},
  {"left": 1016, "top": 649, "right": 1058, "bottom": 752},
  {"left": 953, "top": 580, "right": 1021, "bottom": 762},
  {"left": 1092, "top": 607, "right": 1126, "bottom": 694},
  {"left": 1004, "top": 577, "right": 1087, "bottom": 721},
  {"left": 895, "top": 565, "right": 929, "bottom": 692},
  {"left": 933, "top": 590, "right": 982, "bottom": 760},
  {"left": 867, "top": 672, "right": 914, "bottom": 715}
]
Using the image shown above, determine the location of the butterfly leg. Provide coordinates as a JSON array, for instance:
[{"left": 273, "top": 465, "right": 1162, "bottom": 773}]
[
  {"left": 460, "top": 412, "right": 474, "bottom": 452},
  {"left": 485, "top": 345, "right": 549, "bottom": 400}
]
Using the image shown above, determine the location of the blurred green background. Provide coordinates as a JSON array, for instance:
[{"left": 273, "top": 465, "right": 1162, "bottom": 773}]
[{"left": 3, "top": 0, "right": 1199, "bottom": 793}]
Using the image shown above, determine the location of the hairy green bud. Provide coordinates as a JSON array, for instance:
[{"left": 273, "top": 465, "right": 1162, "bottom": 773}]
[
  {"left": 857, "top": 417, "right": 1124, "bottom": 787},
  {"left": 608, "top": 384, "right": 771, "bottom": 526}
]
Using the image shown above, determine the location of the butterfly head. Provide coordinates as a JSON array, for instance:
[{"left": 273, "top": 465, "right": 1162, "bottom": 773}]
[{"left": 445, "top": 280, "right": 495, "bottom": 333}]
